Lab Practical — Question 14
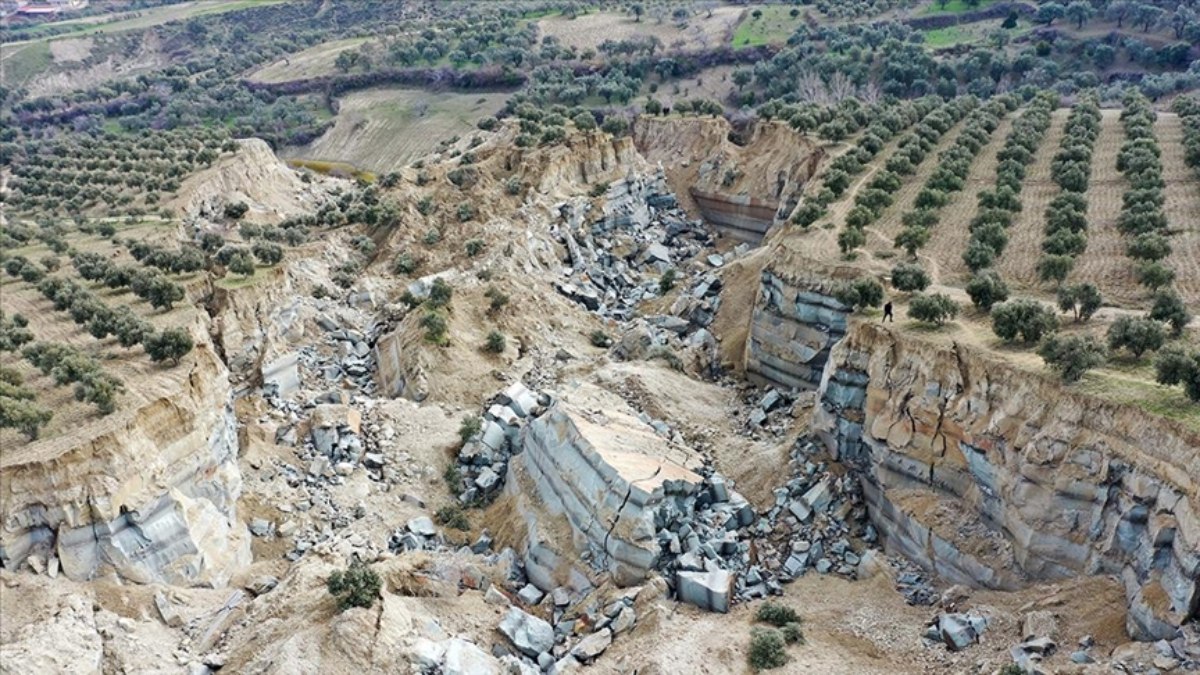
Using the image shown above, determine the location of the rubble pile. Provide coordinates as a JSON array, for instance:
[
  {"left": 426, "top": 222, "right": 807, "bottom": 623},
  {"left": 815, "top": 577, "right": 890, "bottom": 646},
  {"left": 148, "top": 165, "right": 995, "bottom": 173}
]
[
  {"left": 450, "top": 381, "right": 551, "bottom": 506},
  {"left": 552, "top": 172, "right": 716, "bottom": 322}
]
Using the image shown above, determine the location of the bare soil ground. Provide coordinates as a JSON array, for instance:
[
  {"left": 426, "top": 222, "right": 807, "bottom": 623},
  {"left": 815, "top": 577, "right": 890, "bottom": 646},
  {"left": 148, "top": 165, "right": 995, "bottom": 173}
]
[
  {"left": 281, "top": 88, "right": 511, "bottom": 173},
  {"left": 646, "top": 64, "right": 740, "bottom": 110},
  {"left": 1067, "top": 110, "right": 1137, "bottom": 306},
  {"left": 1158, "top": 113, "right": 1200, "bottom": 309},
  {"left": 537, "top": 8, "right": 743, "bottom": 52},
  {"left": 995, "top": 108, "right": 1069, "bottom": 291}
]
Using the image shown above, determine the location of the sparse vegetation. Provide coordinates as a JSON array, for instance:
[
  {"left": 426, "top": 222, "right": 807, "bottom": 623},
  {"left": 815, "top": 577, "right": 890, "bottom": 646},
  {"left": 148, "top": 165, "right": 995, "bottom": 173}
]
[{"left": 327, "top": 560, "right": 381, "bottom": 611}]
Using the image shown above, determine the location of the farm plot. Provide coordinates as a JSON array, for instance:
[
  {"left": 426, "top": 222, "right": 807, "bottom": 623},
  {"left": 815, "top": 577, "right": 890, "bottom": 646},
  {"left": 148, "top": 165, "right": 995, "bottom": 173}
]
[
  {"left": 921, "top": 114, "right": 1016, "bottom": 284},
  {"left": 248, "top": 37, "right": 374, "bottom": 84},
  {"left": 538, "top": 8, "right": 742, "bottom": 52},
  {"left": 995, "top": 108, "right": 1070, "bottom": 290},
  {"left": 0, "top": 223, "right": 199, "bottom": 447},
  {"left": 1158, "top": 113, "right": 1200, "bottom": 309},
  {"left": 281, "top": 88, "right": 512, "bottom": 173},
  {"left": 1067, "top": 110, "right": 1136, "bottom": 306},
  {"left": 863, "top": 122, "right": 969, "bottom": 265}
]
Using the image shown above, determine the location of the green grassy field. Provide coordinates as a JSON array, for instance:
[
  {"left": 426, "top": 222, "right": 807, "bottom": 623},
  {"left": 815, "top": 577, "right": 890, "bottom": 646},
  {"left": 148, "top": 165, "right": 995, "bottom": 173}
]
[
  {"left": 922, "top": 0, "right": 997, "bottom": 14},
  {"left": 922, "top": 25, "right": 977, "bottom": 47},
  {"left": 731, "top": 5, "right": 803, "bottom": 48},
  {"left": 0, "top": 42, "right": 53, "bottom": 89}
]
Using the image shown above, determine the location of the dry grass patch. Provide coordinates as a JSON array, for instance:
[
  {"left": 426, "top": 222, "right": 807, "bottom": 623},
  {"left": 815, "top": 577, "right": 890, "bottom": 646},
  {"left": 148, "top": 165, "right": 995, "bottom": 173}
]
[{"left": 538, "top": 8, "right": 742, "bottom": 52}]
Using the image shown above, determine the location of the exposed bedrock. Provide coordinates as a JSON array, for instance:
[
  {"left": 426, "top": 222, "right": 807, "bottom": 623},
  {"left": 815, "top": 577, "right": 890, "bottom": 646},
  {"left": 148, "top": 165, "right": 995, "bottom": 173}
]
[
  {"left": 0, "top": 345, "right": 250, "bottom": 586},
  {"left": 504, "top": 397, "right": 704, "bottom": 591},
  {"left": 744, "top": 268, "right": 852, "bottom": 391},
  {"left": 689, "top": 190, "right": 780, "bottom": 244},
  {"left": 806, "top": 320, "right": 1199, "bottom": 641}
]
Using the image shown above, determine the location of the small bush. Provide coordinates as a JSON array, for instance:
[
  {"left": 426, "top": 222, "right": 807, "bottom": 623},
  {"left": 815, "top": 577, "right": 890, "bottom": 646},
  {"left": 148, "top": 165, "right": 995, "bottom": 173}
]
[
  {"left": 780, "top": 622, "right": 804, "bottom": 645},
  {"left": 456, "top": 202, "right": 476, "bottom": 222},
  {"left": 659, "top": 268, "right": 677, "bottom": 295},
  {"left": 756, "top": 602, "right": 800, "bottom": 627},
  {"left": 421, "top": 311, "right": 448, "bottom": 345},
  {"left": 458, "top": 415, "right": 482, "bottom": 444},
  {"left": 748, "top": 628, "right": 788, "bottom": 671},
  {"left": 484, "top": 330, "right": 506, "bottom": 353},
  {"left": 436, "top": 504, "right": 470, "bottom": 531},
  {"left": 485, "top": 287, "right": 509, "bottom": 315},
  {"left": 393, "top": 252, "right": 419, "bottom": 275},
  {"left": 422, "top": 228, "right": 442, "bottom": 246},
  {"left": 427, "top": 278, "right": 453, "bottom": 309},
  {"left": 465, "top": 239, "right": 485, "bottom": 257},
  {"left": 327, "top": 560, "right": 381, "bottom": 611},
  {"left": 443, "top": 462, "right": 463, "bottom": 490},
  {"left": 589, "top": 330, "right": 611, "bottom": 348}
]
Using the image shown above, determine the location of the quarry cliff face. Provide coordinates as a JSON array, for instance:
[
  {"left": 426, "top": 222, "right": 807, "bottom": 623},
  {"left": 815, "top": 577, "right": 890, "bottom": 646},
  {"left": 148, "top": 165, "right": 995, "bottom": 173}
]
[
  {"left": 634, "top": 117, "right": 824, "bottom": 243},
  {"left": 0, "top": 342, "right": 250, "bottom": 586},
  {"left": 742, "top": 268, "right": 1199, "bottom": 641}
]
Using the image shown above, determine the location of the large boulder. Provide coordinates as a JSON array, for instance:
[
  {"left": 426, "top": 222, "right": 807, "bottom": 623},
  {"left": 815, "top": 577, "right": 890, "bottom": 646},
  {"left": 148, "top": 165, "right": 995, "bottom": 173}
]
[{"left": 498, "top": 607, "right": 554, "bottom": 658}]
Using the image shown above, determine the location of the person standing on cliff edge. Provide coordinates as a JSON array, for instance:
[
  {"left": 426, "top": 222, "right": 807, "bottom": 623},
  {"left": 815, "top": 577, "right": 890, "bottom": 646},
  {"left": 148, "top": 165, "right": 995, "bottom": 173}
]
[{"left": 883, "top": 301, "right": 894, "bottom": 322}]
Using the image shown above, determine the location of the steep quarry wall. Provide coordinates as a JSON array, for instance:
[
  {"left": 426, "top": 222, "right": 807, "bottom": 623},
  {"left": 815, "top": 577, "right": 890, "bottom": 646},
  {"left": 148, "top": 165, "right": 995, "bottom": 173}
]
[
  {"left": 744, "top": 263, "right": 861, "bottom": 391},
  {"left": 740, "top": 265, "right": 1198, "bottom": 640},
  {"left": 634, "top": 116, "right": 824, "bottom": 244},
  {"left": 0, "top": 344, "right": 250, "bottom": 586},
  {"left": 506, "top": 399, "right": 705, "bottom": 590},
  {"left": 812, "top": 323, "right": 1199, "bottom": 640}
]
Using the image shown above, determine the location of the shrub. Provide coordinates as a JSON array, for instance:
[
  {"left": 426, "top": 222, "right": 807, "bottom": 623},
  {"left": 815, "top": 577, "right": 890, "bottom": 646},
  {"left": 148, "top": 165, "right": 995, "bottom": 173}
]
[
  {"left": 485, "top": 287, "right": 509, "bottom": 315},
  {"left": 1135, "top": 261, "right": 1175, "bottom": 290},
  {"left": 223, "top": 201, "right": 249, "bottom": 220},
  {"left": 659, "top": 268, "right": 677, "bottom": 295},
  {"left": 756, "top": 602, "right": 800, "bottom": 627},
  {"left": 1056, "top": 283, "right": 1102, "bottom": 322},
  {"left": 327, "top": 560, "right": 381, "bottom": 611},
  {"left": 456, "top": 202, "right": 476, "bottom": 222},
  {"left": 890, "top": 263, "right": 930, "bottom": 292},
  {"left": 427, "top": 278, "right": 453, "bottom": 309},
  {"left": 465, "top": 239, "right": 485, "bottom": 258},
  {"left": 1038, "top": 334, "right": 1106, "bottom": 383},
  {"left": 458, "top": 415, "right": 482, "bottom": 444},
  {"left": 435, "top": 504, "right": 470, "bottom": 531},
  {"left": 145, "top": 328, "right": 194, "bottom": 365},
  {"left": 1149, "top": 290, "right": 1191, "bottom": 336},
  {"left": 227, "top": 251, "right": 256, "bottom": 278},
  {"left": 484, "top": 330, "right": 506, "bottom": 354},
  {"left": 748, "top": 628, "right": 788, "bottom": 671},
  {"left": 421, "top": 311, "right": 448, "bottom": 345},
  {"left": 590, "top": 330, "right": 611, "bottom": 348},
  {"left": 837, "top": 227, "right": 865, "bottom": 255},
  {"left": 908, "top": 293, "right": 958, "bottom": 326},
  {"left": 833, "top": 277, "right": 884, "bottom": 312},
  {"left": 252, "top": 241, "right": 284, "bottom": 266},
  {"left": 0, "top": 395, "right": 53, "bottom": 440},
  {"left": 992, "top": 299, "right": 1059, "bottom": 343},
  {"left": 1107, "top": 316, "right": 1165, "bottom": 358},
  {"left": 422, "top": 228, "right": 442, "bottom": 246},
  {"left": 443, "top": 462, "right": 463, "bottom": 490},
  {"left": 965, "top": 270, "right": 1009, "bottom": 312},
  {"left": 393, "top": 252, "right": 419, "bottom": 275},
  {"left": 1155, "top": 349, "right": 1200, "bottom": 401},
  {"left": 780, "top": 623, "right": 804, "bottom": 645},
  {"left": 1037, "top": 254, "right": 1074, "bottom": 285}
]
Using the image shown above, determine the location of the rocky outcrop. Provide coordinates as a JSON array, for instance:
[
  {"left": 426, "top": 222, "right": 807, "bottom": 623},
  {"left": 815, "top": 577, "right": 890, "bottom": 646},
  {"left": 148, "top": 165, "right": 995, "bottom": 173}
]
[
  {"left": 744, "top": 265, "right": 858, "bottom": 391},
  {"left": 809, "top": 321, "right": 1199, "bottom": 641},
  {"left": 634, "top": 116, "right": 824, "bottom": 243},
  {"left": 507, "top": 397, "right": 705, "bottom": 589},
  {"left": 171, "top": 138, "right": 329, "bottom": 225},
  {"left": 0, "top": 345, "right": 250, "bottom": 587}
]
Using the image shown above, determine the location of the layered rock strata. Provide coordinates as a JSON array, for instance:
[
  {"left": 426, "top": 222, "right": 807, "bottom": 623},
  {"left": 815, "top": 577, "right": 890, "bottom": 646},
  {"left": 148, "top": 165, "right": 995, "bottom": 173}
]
[
  {"left": 806, "top": 320, "right": 1199, "bottom": 640},
  {"left": 0, "top": 345, "right": 250, "bottom": 586},
  {"left": 506, "top": 397, "right": 705, "bottom": 589}
]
